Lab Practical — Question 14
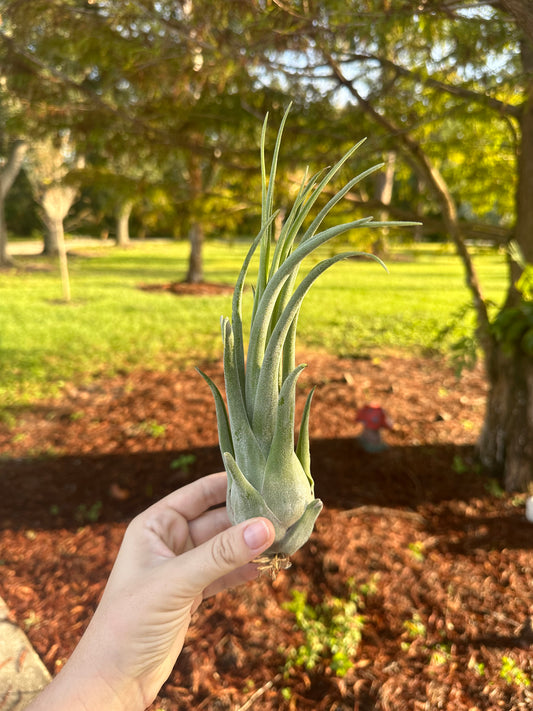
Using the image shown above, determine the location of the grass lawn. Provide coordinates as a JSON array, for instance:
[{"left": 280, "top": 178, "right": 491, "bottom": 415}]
[{"left": 0, "top": 239, "right": 508, "bottom": 413}]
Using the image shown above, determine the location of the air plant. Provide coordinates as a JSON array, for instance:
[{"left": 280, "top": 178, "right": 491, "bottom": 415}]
[{"left": 198, "top": 106, "right": 416, "bottom": 575}]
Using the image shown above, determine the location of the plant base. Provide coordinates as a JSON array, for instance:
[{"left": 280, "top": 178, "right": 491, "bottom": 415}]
[{"left": 254, "top": 552, "right": 292, "bottom": 579}]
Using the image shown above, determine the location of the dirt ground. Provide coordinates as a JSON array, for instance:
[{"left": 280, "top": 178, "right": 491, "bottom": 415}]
[{"left": 0, "top": 351, "right": 531, "bottom": 710}]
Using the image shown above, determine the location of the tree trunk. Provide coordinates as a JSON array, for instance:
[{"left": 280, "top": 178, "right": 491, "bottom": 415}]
[
  {"left": 43, "top": 212, "right": 71, "bottom": 301},
  {"left": 40, "top": 183, "right": 78, "bottom": 301},
  {"left": 42, "top": 216, "right": 61, "bottom": 255},
  {"left": 115, "top": 198, "right": 133, "bottom": 247},
  {"left": 0, "top": 139, "right": 28, "bottom": 266},
  {"left": 186, "top": 220, "right": 204, "bottom": 283},
  {"left": 479, "top": 346, "right": 533, "bottom": 491},
  {"left": 0, "top": 197, "right": 10, "bottom": 266},
  {"left": 185, "top": 149, "right": 204, "bottom": 283},
  {"left": 57, "top": 226, "right": 71, "bottom": 303},
  {"left": 372, "top": 151, "right": 396, "bottom": 258},
  {"left": 478, "top": 36, "right": 533, "bottom": 491},
  {"left": 514, "top": 39, "right": 533, "bottom": 266}
]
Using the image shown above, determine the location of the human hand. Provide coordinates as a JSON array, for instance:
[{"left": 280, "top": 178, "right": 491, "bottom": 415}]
[{"left": 28, "top": 471, "right": 275, "bottom": 711}]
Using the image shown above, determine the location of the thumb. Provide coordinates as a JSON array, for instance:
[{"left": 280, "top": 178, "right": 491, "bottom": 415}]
[{"left": 173, "top": 517, "right": 276, "bottom": 597}]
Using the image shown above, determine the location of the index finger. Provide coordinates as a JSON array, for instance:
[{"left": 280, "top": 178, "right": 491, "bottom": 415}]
[{"left": 152, "top": 471, "right": 228, "bottom": 522}]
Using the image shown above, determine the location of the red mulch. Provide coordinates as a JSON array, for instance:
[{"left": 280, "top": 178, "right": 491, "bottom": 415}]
[
  {"left": 0, "top": 352, "right": 531, "bottom": 710},
  {"left": 139, "top": 281, "right": 234, "bottom": 296}
]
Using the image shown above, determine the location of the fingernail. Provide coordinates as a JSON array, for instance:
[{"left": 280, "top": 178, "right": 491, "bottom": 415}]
[{"left": 243, "top": 519, "right": 271, "bottom": 552}]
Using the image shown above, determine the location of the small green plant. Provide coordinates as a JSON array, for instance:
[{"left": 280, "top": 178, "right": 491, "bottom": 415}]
[
  {"left": 170, "top": 453, "right": 197, "bottom": 473},
  {"left": 139, "top": 419, "right": 167, "bottom": 438},
  {"left": 429, "top": 644, "right": 451, "bottom": 667},
  {"left": 75, "top": 500, "right": 103, "bottom": 524},
  {"left": 452, "top": 455, "right": 468, "bottom": 475},
  {"left": 281, "top": 687, "right": 292, "bottom": 702},
  {"left": 282, "top": 583, "right": 367, "bottom": 677},
  {"left": 403, "top": 612, "right": 427, "bottom": 640},
  {"left": 24, "top": 611, "right": 41, "bottom": 630},
  {"left": 452, "top": 454, "right": 481, "bottom": 476},
  {"left": 242, "top": 679, "right": 255, "bottom": 694},
  {"left": 511, "top": 494, "right": 527, "bottom": 507},
  {"left": 358, "top": 574, "right": 380, "bottom": 597},
  {"left": 433, "top": 301, "right": 479, "bottom": 375},
  {"left": 468, "top": 657, "right": 486, "bottom": 677},
  {"left": 408, "top": 541, "right": 426, "bottom": 562},
  {"left": 484, "top": 477, "right": 505, "bottom": 498},
  {"left": 499, "top": 656, "right": 531, "bottom": 688}
]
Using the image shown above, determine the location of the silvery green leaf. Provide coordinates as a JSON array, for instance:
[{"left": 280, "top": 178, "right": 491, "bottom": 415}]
[{"left": 269, "top": 499, "right": 324, "bottom": 556}]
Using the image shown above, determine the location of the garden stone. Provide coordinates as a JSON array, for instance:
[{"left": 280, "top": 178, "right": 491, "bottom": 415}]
[{"left": 0, "top": 597, "right": 50, "bottom": 710}]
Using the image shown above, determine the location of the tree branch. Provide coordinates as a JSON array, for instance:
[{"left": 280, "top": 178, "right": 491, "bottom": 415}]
[
  {"left": 340, "top": 51, "right": 522, "bottom": 119},
  {"left": 322, "top": 49, "right": 494, "bottom": 349}
]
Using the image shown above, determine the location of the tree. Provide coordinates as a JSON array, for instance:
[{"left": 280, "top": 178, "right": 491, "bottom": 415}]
[
  {"left": 0, "top": 138, "right": 27, "bottom": 266},
  {"left": 26, "top": 133, "right": 84, "bottom": 300},
  {"left": 250, "top": 0, "right": 531, "bottom": 490}
]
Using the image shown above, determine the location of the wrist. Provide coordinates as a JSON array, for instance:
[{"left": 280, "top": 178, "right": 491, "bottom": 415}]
[
  {"left": 26, "top": 631, "right": 147, "bottom": 711},
  {"left": 27, "top": 656, "right": 146, "bottom": 711}
]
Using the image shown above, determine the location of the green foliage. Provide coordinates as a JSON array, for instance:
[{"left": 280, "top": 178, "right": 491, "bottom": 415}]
[
  {"left": 407, "top": 541, "right": 426, "bottom": 563},
  {"left": 490, "top": 301, "right": 533, "bottom": 356},
  {"left": 515, "top": 265, "right": 533, "bottom": 301},
  {"left": 170, "top": 454, "right": 197, "bottom": 473},
  {"left": 490, "top": 246, "right": 533, "bottom": 356},
  {"left": 429, "top": 644, "right": 452, "bottom": 667},
  {"left": 452, "top": 455, "right": 469, "bottom": 475},
  {"left": 1, "top": 0, "right": 522, "bottom": 262},
  {"left": 499, "top": 656, "right": 531, "bottom": 688},
  {"left": 75, "top": 501, "right": 102, "bottom": 524},
  {"left": 489, "top": 242, "right": 533, "bottom": 356},
  {"left": 432, "top": 301, "right": 480, "bottom": 374},
  {"left": 137, "top": 420, "right": 167, "bottom": 438},
  {"left": 0, "top": 0, "right": 290, "bottom": 244},
  {"left": 484, "top": 477, "right": 506, "bottom": 499},
  {"left": 252, "top": 1, "right": 520, "bottom": 238},
  {"left": 468, "top": 657, "right": 486, "bottom": 677},
  {"left": 402, "top": 612, "right": 427, "bottom": 641},
  {"left": 282, "top": 581, "right": 370, "bottom": 677}
]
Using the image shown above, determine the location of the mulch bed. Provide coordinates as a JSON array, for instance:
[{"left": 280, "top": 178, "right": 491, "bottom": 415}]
[
  {"left": 139, "top": 281, "right": 234, "bottom": 296},
  {"left": 0, "top": 352, "right": 531, "bottom": 710}
]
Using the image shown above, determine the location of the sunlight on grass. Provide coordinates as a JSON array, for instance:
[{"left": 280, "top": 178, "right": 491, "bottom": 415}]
[{"left": 0, "top": 240, "right": 507, "bottom": 410}]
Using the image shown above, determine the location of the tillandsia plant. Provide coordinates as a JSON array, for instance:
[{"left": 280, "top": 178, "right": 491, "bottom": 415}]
[{"left": 198, "top": 106, "right": 416, "bottom": 575}]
